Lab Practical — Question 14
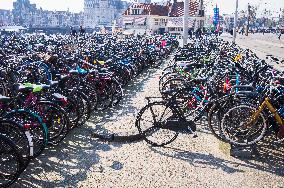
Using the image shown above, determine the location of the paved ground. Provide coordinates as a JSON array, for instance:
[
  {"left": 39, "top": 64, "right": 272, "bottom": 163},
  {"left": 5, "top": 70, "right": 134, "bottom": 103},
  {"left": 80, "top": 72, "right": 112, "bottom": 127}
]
[
  {"left": 220, "top": 33, "right": 284, "bottom": 71},
  {"left": 12, "top": 53, "right": 284, "bottom": 187}
]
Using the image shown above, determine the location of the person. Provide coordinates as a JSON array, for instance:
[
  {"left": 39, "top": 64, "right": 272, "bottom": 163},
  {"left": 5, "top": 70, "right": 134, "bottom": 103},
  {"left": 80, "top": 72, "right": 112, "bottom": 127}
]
[
  {"left": 279, "top": 32, "right": 282, "bottom": 40},
  {"left": 70, "top": 26, "right": 77, "bottom": 36},
  {"left": 79, "top": 26, "right": 85, "bottom": 35},
  {"left": 188, "top": 29, "right": 193, "bottom": 39},
  {"left": 241, "top": 27, "right": 244, "bottom": 35},
  {"left": 195, "top": 28, "right": 202, "bottom": 38}
]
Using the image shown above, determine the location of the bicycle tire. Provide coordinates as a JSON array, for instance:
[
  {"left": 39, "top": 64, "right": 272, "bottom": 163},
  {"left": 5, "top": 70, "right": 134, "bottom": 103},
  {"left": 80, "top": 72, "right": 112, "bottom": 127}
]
[
  {"left": 0, "top": 134, "right": 23, "bottom": 187},
  {"left": 135, "top": 101, "right": 179, "bottom": 146},
  {"left": 221, "top": 104, "right": 268, "bottom": 146}
]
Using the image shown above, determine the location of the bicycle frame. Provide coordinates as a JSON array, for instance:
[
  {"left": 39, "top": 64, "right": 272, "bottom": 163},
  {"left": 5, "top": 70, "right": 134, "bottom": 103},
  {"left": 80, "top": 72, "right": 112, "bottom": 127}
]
[{"left": 246, "top": 97, "right": 284, "bottom": 128}]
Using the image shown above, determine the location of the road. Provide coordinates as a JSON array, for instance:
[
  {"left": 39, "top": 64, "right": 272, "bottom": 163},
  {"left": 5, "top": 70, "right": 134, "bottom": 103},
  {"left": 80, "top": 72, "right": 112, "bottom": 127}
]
[
  {"left": 220, "top": 33, "right": 284, "bottom": 71},
  {"left": 12, "top": 54, "right": 284, "bottom": 188}
]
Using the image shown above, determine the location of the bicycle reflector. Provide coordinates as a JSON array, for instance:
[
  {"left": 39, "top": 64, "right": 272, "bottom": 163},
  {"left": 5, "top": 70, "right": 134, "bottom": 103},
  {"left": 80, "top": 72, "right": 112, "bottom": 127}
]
[{"left": 23, "top": 123, "right": 32, "bottom": 129}]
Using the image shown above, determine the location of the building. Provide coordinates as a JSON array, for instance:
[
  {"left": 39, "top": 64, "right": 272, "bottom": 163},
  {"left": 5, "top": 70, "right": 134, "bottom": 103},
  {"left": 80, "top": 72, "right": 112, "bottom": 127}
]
[
  {"left": 122, "top": 3, "right": 170, "bottom": 34},
  {"left": 129, "top": 0, "right": 151, "bottom": 3},
  {"left": 0, "top": 10, "right": 13, "bottom": 26},
  {"left": 122, "top": 0, "right": 203, "bottom": 35},
  {"left": 10, "top": 0, "right": 83, "bottom": 28},
  {"left": 167, "top": 0, "right": 200, "bottom": 35},
  {"left": 12, "top": 0, "right": 37, "bottom": 26},
  {"left": 84, "top": 0, "right": 127, "bottom": 28}
]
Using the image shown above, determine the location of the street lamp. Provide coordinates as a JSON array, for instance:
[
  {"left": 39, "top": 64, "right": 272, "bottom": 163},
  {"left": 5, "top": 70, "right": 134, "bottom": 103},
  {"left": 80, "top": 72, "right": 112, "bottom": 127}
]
[
  {"left": 183, "top": 0, "right": 189, "bottom": 47},
  {"left": 233, "top": 0, "right": 238, "bottom": 44},
  {"left": 246, "top": 3, "right": 250, "bottom": 36}
]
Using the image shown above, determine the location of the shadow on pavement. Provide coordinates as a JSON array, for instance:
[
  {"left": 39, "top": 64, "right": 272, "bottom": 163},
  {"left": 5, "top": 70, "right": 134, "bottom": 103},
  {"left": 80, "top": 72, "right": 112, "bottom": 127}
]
[
  {"left": 88, "top": 65, "right": 164, "bottom": 138},
  {"left": 149, "top": 132, "right": 284, "bottom": 177},
  {"left": 12, "top": 126, "right": 122, "bottom": 188},
  {"left": 149, "top": 146, "right": 245, "bottom": 174}
]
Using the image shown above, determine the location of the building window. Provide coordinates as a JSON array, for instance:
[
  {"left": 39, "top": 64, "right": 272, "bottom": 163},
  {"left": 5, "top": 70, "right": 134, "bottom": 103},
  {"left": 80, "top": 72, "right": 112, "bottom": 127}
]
[
  {"left": 131, "top": 9, "right": 139, "bottom": 15},
  {"left": 155, "top": 22, "right": 158, "bottom": 25}
]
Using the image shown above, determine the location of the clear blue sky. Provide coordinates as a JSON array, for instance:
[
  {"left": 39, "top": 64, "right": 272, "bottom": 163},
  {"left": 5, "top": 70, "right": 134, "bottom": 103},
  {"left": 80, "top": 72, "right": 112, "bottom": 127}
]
[{"left": 0, "top": 0, "right": 283, "bottom": 14}]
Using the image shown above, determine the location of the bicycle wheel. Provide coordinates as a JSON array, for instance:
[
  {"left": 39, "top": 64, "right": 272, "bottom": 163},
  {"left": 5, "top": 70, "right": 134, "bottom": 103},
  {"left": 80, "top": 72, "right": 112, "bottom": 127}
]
[
  {"left": 66, "top": 90, "right": 85, "bottom": 128},
  {"left": 136, "top": 102, "right": 179, "bottom": 146},
  {"left": 0, "top": 134, "right": 23, "bottom": 187},
  {"left": 161, "top": 78, "right": 188, "bottom": 99},
  {"left": 173, "top": 87, "right": 205, "bottom": 121},
  {"left": 96, "top": 84, "right": 113, "bottom": 111},
  {"left": 0, "top": 81, "right": 7, "bottom": 96},
  {"left": 0, "top": 119, "right": 32, "bottom": 171},
  {"left": 4, "top": 110, "right": 48, "bottom": 158},
  {"left": 76, "top": 91, "right": 91, "bottom": 125},
  {"left": 62, "top": 96, "right": 80, "bottom": 129},
  {"left": 207, "top": 103, "right": 227, "bottom": 141},
  {"left": 221, "top": 104, "right": 267, "bottom": 146},
  {"left": 110, "top": 79, "right": 123, "bottom": 107},
  {"left": 35, "top": 101, "right": 70, "bottom": 144},
  {"left": 159, "top": 73, "right": 181, "bottom": 92},
  {"left": 80, "top": 82, "right": 98, "bottom": 112}
]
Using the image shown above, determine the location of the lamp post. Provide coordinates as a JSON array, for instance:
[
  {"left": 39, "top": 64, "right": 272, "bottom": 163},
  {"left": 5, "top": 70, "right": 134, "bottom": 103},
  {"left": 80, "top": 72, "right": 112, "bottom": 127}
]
[
  {"left": 246, "top": 3, "right": 250, "bottom": 36},
  {"left": 183, "top": 0, "right": 189, "bottom": 47},
  {"left": 233, "top": 0, "right": 238, "bottom": 44}
]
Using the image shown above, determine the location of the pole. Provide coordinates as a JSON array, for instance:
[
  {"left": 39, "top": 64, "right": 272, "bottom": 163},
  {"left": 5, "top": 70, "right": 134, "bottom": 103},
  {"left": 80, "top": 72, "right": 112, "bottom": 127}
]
[
  {"left": 183, "top": 0, "right": 189, "bottom": 47},
  {"left": 199, "top": 0, "right": 203, "bottom": 28},
  {"left": 233, "top": 0, "right": 238, "bottom": 44},
  {"left": 246, "top": 3, "right": 250, "bottom": 36}
]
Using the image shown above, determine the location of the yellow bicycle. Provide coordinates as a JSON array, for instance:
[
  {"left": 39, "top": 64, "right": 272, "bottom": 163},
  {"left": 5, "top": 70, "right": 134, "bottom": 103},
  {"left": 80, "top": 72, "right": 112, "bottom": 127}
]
[{"left": 221, "top": 96, "right": 284, "bottom": 146}]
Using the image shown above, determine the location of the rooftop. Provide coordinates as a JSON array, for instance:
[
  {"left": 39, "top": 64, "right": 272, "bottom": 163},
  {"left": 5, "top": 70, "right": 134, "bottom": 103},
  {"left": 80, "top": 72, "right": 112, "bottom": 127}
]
[{"left": 123, "top": 0, "right": 199, "bottom": 17}]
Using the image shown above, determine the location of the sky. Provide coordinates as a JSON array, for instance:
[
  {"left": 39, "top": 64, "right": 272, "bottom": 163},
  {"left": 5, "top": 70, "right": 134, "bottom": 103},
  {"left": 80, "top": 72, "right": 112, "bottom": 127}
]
[
  {"left": 0, "top": 0, "right": 283, "bottom": 15},
  {"left": 0, "top": 0, "right": 84, "bottom": 13},
  {"left": 205, "top": 0, "right": 283, "bottom": 16}
]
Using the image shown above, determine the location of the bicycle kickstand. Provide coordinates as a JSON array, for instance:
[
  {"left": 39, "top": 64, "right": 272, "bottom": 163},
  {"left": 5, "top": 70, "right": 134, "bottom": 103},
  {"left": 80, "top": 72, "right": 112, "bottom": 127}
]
[{"left": 187, "top": 126, "right": 198, "bottom": 138}]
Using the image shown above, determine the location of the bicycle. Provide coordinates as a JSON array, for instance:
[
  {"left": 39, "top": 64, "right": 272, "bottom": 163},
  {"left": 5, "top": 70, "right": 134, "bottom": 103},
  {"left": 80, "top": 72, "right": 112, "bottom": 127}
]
[
  {"left": 221, "top": 94, "right": 284, "bottom": 146},
  {"left": 135, "top": 96, "right": 197, "bottom": 147}
]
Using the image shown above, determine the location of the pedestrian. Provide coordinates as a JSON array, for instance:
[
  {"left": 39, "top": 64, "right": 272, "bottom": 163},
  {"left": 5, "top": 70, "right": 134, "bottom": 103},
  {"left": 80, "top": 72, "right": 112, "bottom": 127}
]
[
  {"left": 279, "top": 32, "right": 282, "bottom": 40},
  {"left": 195, "top": 28, "right": 202, "bottom": 38},
  {"left": 79, "top": 25, "right": 85, "bottom": 35},
  {"left": 70, "top": 26, "right": 77, "bottom": 36},
  {"left": 188, "top": 29, "right": 192, "bottom": 39}
]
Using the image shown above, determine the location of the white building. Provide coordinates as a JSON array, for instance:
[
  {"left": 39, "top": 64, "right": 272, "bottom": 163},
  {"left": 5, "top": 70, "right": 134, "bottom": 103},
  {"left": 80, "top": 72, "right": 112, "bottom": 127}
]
[
  {"left": 167, "top": 0, "right": 201, "bottom": 35},
  {"left": 84, "top": 0, "right": 125, "bottom": 28},
  {"left": 0, "top": 9, "right": 13, "bottom": 26},
  {"left": 122, "top": 0, "right": 203, "bottom": 35},
  {"left": 122, "top": 3, "right": 170, "bottom": 34}
]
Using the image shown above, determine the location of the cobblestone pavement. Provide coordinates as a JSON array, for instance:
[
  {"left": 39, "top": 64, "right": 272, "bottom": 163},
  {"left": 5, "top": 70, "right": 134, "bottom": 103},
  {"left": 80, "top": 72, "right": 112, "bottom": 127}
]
[{"left": 12, "top": 55, "right": 284, "bottom": 188}]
